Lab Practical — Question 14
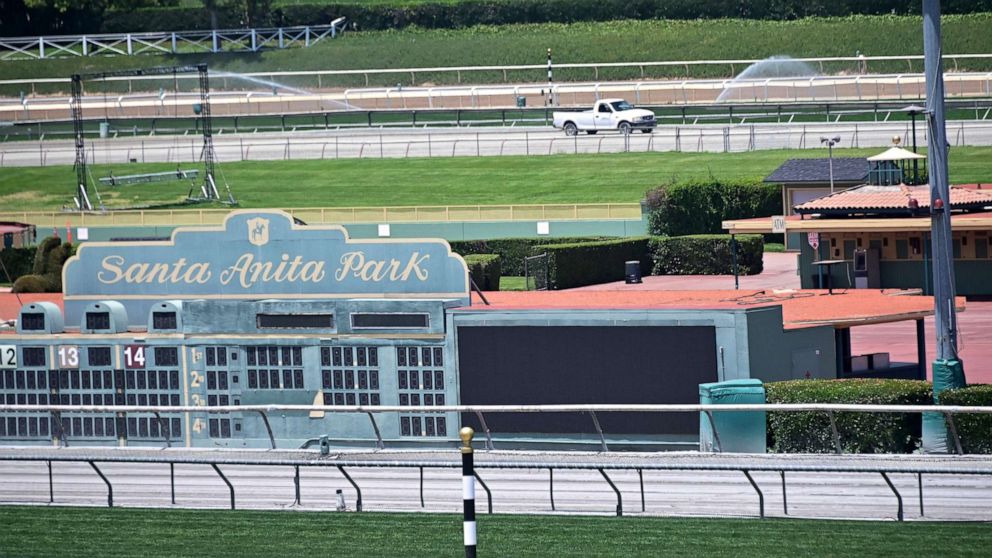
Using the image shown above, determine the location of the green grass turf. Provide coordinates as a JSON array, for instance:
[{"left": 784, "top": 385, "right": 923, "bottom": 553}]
[
  {"left": 2, "top": 147, "right": 990, "bottom": 212},
  {"left": 0, "top": 506, "right": 989, "bottom": 558},
  {"left": 764, "top": 243, "right": 786, "bottom": 253},
  {"left": 4, "top": 14, "right": 992, "bottom": 94},
  {"left": 499, "top": 276, "right": 526, "bottom": 290}
]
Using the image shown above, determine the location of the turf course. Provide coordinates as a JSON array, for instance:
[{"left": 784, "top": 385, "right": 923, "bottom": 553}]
[
  {"left": 0, "top": 506, "right": 989, "bottom": 558},
  {"left": 2, "top": 147, "right": 991, "bottom": 212},
  {"left": 3, "top": 14, "right": 992, "bottom": 93}
]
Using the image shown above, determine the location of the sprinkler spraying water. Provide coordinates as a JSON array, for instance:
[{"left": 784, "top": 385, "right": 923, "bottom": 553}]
[{"left": 716, "top": 56, "right": 819, "bottom": 103}]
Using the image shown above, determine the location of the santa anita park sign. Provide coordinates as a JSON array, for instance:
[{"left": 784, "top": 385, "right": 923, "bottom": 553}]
[{"left": 62, "top": 211, "right": 470, "bottom": 319}]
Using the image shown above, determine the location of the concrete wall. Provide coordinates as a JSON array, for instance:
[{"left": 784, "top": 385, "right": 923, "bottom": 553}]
[{"left": 744, "top": 306, "right": 836, "bottom": 381}]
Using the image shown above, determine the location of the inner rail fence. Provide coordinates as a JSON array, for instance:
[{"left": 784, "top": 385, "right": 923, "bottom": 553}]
[
  {"left": 3, "top": 72, "right": 992, "bottom": 117},
  {"left": 2, "top": 403, "right": 991, "bottom": 455},
  {"left": 2, "top": 121, "right": 988, "bottom": 168},
  {"left": 2, "top": 55, "right": 992, "bottom": 93},
  {"left": 5, "top": 98, "right": 992, "bottom": 140},
  {"left": 2, "top": 403, "right": 992, "bottom": 520}
]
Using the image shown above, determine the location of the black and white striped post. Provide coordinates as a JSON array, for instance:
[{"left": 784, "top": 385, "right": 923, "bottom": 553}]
[
  {"left": 461, "top": 426, "right": 477, "bottom": 558},
  {"left": 546, "top": 48, "right": 554, "bottom": 106}
]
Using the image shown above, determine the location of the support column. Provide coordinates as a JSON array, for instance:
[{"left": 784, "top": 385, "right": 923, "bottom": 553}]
[
  {"left": 916, "top": 319, "right": 927, "bottom": 381},
  {"left": 921, "top": 0, "right": 967, "bottom": 453}
]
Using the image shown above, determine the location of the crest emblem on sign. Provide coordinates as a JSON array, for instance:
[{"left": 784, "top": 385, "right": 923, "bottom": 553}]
[{"left": 247, "top": 217, "right": 270, "bottom": 246}]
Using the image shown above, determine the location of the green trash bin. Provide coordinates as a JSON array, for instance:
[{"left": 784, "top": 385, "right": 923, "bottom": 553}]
[
  {"left": 699, "top": 379, "right": 766, "bottom": 453},
  {"left": 515, "top": 95, "right": 526, "bottom": 108}
]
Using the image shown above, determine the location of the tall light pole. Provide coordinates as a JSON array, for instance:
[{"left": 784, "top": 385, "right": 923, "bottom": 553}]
[
  {"left": 922, "top": 0, "right": 966, "bottom": 453},
  {"left": 820, "top": 136, "right": 841, "bottom": 193}
]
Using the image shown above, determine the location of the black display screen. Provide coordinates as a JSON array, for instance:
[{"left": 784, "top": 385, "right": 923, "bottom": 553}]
[
  {"left": 457, "top": 326, "right": 718, "bottom": 436},
  {"left": 256, "top": 314, "right": 334, "bottom": 329},
  {"left": 20, "top": 313, "right": 45, "bottom": 331},
  {"left": 351, "top": 313, "right": 429, "bottom": 329},
  {"left": 152, "top": 312, "right": 178, "bottom": 330},
  {"left": 86, "top": 312, "right": 111, "bottom": 330}
]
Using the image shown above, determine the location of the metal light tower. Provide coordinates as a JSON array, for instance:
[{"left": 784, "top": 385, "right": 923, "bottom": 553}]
[
  {"left": 820, "top": 136, "right": 841, "bottom": 193},
  {"left": 922, "top": 0, "right": 966, "bottom": 453}
]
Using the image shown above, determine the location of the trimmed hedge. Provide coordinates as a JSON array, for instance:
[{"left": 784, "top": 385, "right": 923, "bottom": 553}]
[
  {"left": 645, "top": 180, "right": 781, "bottom": 237},
  {"left": 13, "top": 237, "right": 73, "bottom": 294},
  {"left": 463, "top": 254, "right": 501, "bottom": 291},
  {"left": 539, "top": 237, "right": 651, "bottom": 290},
  {"left": 13, "top": 1, "right": 992, "bottom": 35},
  {"left": 765, "top": 379, "right": 932, "bottom": 454},
  {"left": 939, "top": 385, "right": 992, "bottom": 454},
  {"left": 450, "top": 237, "right": 607, "bottom": 276},
  {"left": 0, "top": 247, "right": 36, "bottom": 284},
  {"left": 650, "top": 234, "right": 763, "bottom": 275}
]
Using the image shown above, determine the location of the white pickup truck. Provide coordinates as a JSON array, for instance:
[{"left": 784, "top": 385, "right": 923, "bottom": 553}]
[{"left": 552, "top": 99, "right": 656, "bottom": 135}]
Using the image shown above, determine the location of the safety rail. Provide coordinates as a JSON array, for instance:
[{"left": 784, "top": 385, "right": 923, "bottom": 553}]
[
  {"left": 4, "top": 72, "right": 992, "bottom": 116},
  {"left": 0, "top": 21, "right": 347, "bottom": 61},
  {"left": 0, "top": 203, "right": 642, "bottom": 228},
  {"left": 2, "top": 54, "right": 992, "bottom": 90},
  {"left": 2, "top": 403, "right": 990, "bottom": 456},
  {"left": 5, "top": 97, "right": 991, "bottom": 136},
  {"left": 3, "top": 120, "right": 989, "bottom": 169}
]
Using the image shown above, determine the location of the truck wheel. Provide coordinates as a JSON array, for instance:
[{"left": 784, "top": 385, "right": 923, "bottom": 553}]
[
  {"left": 618, "top": 122, "right": 632, "bottom": 134},
  {"left": 586, "top": 130, "right": 597, "bottom": 135},
  {"left": 563, "top": 122, "right": 578, "bottom": 136}
]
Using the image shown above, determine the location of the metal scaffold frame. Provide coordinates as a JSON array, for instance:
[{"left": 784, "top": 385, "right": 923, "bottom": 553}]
[{"left": 69, "top": 64, "right": 236, "bottom": 211}]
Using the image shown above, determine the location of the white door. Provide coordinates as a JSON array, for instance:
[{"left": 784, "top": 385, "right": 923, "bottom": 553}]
[{"left": 594, "top": 104, "right": 614, "bottom": 130}]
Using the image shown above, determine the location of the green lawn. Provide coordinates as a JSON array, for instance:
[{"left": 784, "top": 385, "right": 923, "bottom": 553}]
[
  {"left": 2, "top": 147, "right": 990, "bottom": 212},
  {"left": 4, "top": 14, "right": 992, "bottom": 94},
  {"left": 0, "top": 506, "right": 989, "bottom": 558}
]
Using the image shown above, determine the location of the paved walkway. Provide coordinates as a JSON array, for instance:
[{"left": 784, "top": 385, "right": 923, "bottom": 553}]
[
  {"left": 577, "top": 253, "right": 992, "bottom": 384},
  {"left": 578, "top": 252, "right": 801, "bottom": 292}
]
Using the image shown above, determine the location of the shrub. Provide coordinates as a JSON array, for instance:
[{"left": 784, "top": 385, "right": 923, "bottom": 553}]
[
  {"left": 765, "top": 379, "right": 932, "bottom": 454},
  {"left": 650, "top": 234, "right": 763, "bottom": 275},
  {"left": 32, "top": 236, "right": 62, "bottom": 275},
  {"left": 11, "top": 274, "right": 57, "bottom": 293},
  {"left": 939, "top": 384, "right": 992, "bottom": 454},
  {"left": 645, "top": 179, "right": 781, "bottom": 237},
  {"left": 450, "top": 237, "right": 608, "bottom": 275},
  {"left": 539, "top": 237, "right": 651, "bottom": 290},
  {"left": 12, "top": 237, "right": 73, "bottom": 294},
  {"left": 0, "top": 247, "right": 36, "bottom": 284},
  {"left": 463, "top": 254, "right": 501, "bottom": 291}
]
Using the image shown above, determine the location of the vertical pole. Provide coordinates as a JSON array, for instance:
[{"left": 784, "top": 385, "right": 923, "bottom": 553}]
[
  {"left": 917, "top": 318, "right": 927, "bottom": 381},
  {"left": 461, "top": 427, "right": 477, "bottom": 558},
  {"left": 547, "top": 48, "right": 553, "bottom": 107},
  {"left": 911, "top": 111, "right": 920, "bottom": 183},
  {"left": 923, "top": 0, "right": 966, "bottom": 453},
  {"left": 731, "top": 234, "right": 739, "bottom": 290},
  {"left": 828, "top": 143, "right": 835, "bottom": 193}
]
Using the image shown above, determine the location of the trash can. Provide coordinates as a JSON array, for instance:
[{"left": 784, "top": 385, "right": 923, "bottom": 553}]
[
  {"left": 515, "top": 95, "right": 526, "bottom": 108},
  {"left": 699, "top": 379, "right": 766, "bottom": 453},
  {"left": 99, "top": 121, "right": 110, "bottom": 138},
  {"left": 624, "top": 260, "right": 642, "bottom": 284}
]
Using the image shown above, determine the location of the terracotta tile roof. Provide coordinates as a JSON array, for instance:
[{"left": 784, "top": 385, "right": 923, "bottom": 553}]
[{"left": 794, "top": 184, "right": 992, "bottom": 213}]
